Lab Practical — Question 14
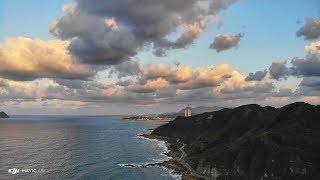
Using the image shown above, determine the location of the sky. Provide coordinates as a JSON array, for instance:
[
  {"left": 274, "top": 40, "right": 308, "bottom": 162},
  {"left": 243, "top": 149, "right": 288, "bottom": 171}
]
[{"left": 0, "top": 0, "right": 319, "bottom": 115}]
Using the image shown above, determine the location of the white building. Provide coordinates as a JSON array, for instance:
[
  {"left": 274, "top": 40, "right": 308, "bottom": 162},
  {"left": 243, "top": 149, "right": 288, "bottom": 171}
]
[{"left": 184, "top": 108, "right": 192, "bottom": 117}]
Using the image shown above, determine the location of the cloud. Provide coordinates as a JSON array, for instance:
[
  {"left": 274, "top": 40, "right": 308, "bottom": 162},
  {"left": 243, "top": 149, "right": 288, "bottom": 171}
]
[
  {"left": 0, "top": 62, "right": 305, "bottom": 111},
  {"left": 242, "top": 82, "right": 274, "bottom": 94},
  {"left": 55, "top": 79, "right": 85, "bottom": 89},
  {"left": 0, "top": 79, "right": 8, "bottom": 87},
  {"left": 269, "top": 60, "right": 289, "bottom": 80},
  {"left": 170, "top": 19, "right": 209, "bottom": 49},
  {"left": 291, "top": 42, "right": 320, "bottom": 77},
  {"left": 214, "top": 70, "right": 278, "bottom": 102},
  {"left": 304, "top": 41, "right": 320, "bottom": 54},
  {"left": 167, "top": 66, "right": 193, "bottom": 83},
  {"left": 296, "top": 18, "right": 320, "bottom": 40},
  {"left": 154, "top": 87, "right": 178, "bottom": 99},
  {"left": 50, "top": 9, "right": 139, "bottom": 65},
  {"left": 293, "top": 45, "right": 320, "bottom": 96},
  {"left": 208, "top": 0, "right": 240, "bottom": 15},
  {"left": 116, "top": 80, "right": 131, "bottom": 87},
  {"left": 50, "top": 0, "right": 240, "bottom": 65},
  {"left": 0, "top": 80, "right": 57, "bottom": 101},
  {"left": 142, "top": 64, "right": 172, "bottom": 80},
  {"left": 0, "top": 37, "right": 93, "bottom": 81},
  {"left": 298, "top": 76, "right": 320, "bottom": 96},
  {"left": 245, "top": 70, "right": 268, "bottom": 81},
  {"left": 127, "top": 78, "right": 170, "bottom": 93},
  {"left": 0, "top": 63, "right": 231, "bottom": 104},
  {"left": 176, "top": 64, "right": 233, "bottom": 89},
  {"left": 209, "top": 33, "right": 242, "bottom": 52},
  {"left": 137, "top": 63, "right": 233, "bottom": 90},
  {"left": 272, "top": 88, "right": 293, "bottom": 97},
  {"left": 219, "top": 81, "right": 275, "bottom": 100},
  {"left": 291, "top": 55, "right": 320, "bottom": 77},
  {"left": 110, "top": 59, "right": 142, "bottom": 78}
]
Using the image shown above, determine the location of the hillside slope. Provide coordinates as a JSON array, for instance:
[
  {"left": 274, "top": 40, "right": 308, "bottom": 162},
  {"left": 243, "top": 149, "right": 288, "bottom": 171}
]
[
  {"left": 152, "top": 102, "right": 320, "bottom": 180},
  {"left": 0, "top": 112, "right": 9, "bottom": 118}
]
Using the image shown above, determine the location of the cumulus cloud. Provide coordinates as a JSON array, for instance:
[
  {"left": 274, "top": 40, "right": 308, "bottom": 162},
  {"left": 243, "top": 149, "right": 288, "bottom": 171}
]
[
  {"left": 208, "top": 0, "right": 240, "bottom": 15},
  {"left": 0, "top": 63, "right": 236, "bottom": 105},
  {"left": 0, "top": 37, "right": 93, "bottom": 81},
  {"left": 0, "top": 80, "right": 58, "bottom": 101},
  {"left": 5, "top": 0, "right": 316, "bottom": 112},
  {"left": 168, "top": 66, "right": 193, "bottom": 83},
  {"left": 304, "top": 41, "right": 320, "bottom": 54},
  {"left": 292, "top": 43, "right": 320, "bottom": 96},
  {"left": 296, "top": 18, "right": 320, "bottom": 40},
  {"left": 298, "top": 76, "right": 320, "bottom": 96},
  {"left": 0, "top": 62, "right": 302, "bottom": 111},
  {"left": 127, "top": 78, "right": 170, "bottom": 93},
  {"left": 291, "top": 56, "right": 320, "bottom": 77},
  {"left": 50, "top": 0, "right": 240, "bottom": 65},
  {"left": 55, "top": 79, "right": 85, "bottom": 89},
  {"left": 217, "top": 70, "right": 275, "bottom": 100},
  {"left": 110, "top": 59, "right": 142, "bottom": 78},
  {"left": 116, "top": 80, "right": 131, "bottom": 87},
  {"left": 272, "top": 88, "right": 293, "bottom": 97},
  {"left": 220, "top": 85, "right": 275, "bottom": 101},
  {"left": 269, "top": 60, "right": 290, "bottom": 80},
  {"left": 176, "top": 64, "right": 233, "bottom": 89},
  {"left": 0, "top": 79, "right": 8, "bottom": 87},
  {"left": 245, "top": 70, "right": 268, "bottom": 81},
  {"left": 291, "top": 42, "right": 320, "bottom": 77},
  {"left": 142, "top": 64, "right": 172, "bottom": 80},
  {"left": 137, "top": 63, "right": 233, "bottom": 90},
  {"left": 209, "top": 33, "right": 242, "bottom": 52}
]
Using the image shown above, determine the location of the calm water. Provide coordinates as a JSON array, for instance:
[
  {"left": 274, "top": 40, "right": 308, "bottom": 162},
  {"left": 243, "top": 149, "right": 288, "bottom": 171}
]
[{"left": 0, "top": 116, "right": 177, "bottom": 180}]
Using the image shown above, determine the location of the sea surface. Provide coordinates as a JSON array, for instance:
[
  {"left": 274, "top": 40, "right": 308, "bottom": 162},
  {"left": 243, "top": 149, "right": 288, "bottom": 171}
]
[{"left": 0, "top": 116, "right": 178, "bottom": 180}]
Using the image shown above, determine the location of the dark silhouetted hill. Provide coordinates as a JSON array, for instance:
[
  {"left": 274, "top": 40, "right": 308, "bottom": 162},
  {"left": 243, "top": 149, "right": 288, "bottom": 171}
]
[
  {"left": 0, "top": 112, "right": 9, "bottom": 118},
  {"left": 152, "top": 102, "right": 320, "bottom": 180},
  {"left": 159, "top": 106, "right": 224, "bottom": 118}
]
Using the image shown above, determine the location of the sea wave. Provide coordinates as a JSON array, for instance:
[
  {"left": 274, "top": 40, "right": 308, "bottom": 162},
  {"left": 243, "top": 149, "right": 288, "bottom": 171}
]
[{"left": 118, "top": 133, "right": 181, "bottom": 179}]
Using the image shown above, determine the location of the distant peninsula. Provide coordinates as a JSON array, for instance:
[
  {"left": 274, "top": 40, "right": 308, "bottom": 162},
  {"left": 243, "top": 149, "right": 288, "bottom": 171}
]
[
  {"left": 150, "top": 102, "right": 320, "bottom": 179},
  {"left": 0, "top": 112, "right": 9, "bottom": 118}
]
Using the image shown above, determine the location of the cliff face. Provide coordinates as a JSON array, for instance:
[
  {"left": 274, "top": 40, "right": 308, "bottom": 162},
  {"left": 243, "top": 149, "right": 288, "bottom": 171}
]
[
  {"left": 0, "top": 112, "right": 9, "bottom": 118},
  {"left": 152, "top": 102, "right": 320, "bottom": 180}
]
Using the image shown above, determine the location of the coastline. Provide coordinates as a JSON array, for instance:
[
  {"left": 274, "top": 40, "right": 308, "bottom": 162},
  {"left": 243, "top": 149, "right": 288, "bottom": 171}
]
[{"left": 141, "top": 133, "right": 196, "bottom": 180}]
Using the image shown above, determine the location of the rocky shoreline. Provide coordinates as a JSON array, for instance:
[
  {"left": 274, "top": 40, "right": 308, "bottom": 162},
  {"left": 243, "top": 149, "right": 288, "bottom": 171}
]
[
  {"left": 150, "top": 102, "right": 320, "bottom": 180},
  {"left": 141, "top": 134, "right": 197, "bottom": 180}
]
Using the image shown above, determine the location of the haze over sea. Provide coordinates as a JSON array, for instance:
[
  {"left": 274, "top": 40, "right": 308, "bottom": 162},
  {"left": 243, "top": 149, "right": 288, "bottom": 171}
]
[{"left": 0, "top": 116, "right": 178, "bottom": 180}]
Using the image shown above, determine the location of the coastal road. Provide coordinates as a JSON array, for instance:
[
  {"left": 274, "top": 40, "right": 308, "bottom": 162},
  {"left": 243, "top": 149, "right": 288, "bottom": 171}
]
[{"left": 178, "top": 142, "right": 215, "bottom": 180}]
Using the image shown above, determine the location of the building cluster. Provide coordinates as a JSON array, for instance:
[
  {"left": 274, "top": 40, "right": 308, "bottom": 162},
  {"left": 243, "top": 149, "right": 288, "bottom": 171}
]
[{"left": 184, "top": 108, "right": 192, "bottom": 117}]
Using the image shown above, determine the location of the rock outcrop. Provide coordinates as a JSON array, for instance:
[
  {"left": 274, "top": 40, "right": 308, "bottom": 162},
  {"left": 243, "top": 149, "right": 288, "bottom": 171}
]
[{"left": 0, "top": 112, "right": 9, "bottom": 118}]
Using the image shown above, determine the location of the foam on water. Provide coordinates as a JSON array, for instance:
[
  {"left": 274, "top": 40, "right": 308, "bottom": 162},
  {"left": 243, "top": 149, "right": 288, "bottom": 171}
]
[
  {"left": 117, "top": 134, "right": 181, "bottom": 179},
  {"left": 0, "top": 117, "right": 177, "bottom": 180}
]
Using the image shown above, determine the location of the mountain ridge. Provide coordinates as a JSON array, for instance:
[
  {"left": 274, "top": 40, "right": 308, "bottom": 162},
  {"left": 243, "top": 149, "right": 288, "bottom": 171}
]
[
  {"left": 152, "top": 102, "right": 320, "bottom": 179},
  {"left": 159, "top": 106, "right": 225, "bottom": 118}
]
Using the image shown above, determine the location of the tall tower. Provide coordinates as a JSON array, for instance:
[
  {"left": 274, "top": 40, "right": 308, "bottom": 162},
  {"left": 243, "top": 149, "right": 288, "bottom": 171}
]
[
  {"left": 185, "top": 108, "right": 192, "bottom": 117},
  {"left": 188, "top": 109, "right": 192, "bottom": 116}
]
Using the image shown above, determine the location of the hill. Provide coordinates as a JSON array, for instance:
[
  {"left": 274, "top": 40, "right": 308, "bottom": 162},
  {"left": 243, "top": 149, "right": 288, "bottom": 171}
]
[
  {"left": 152, "top": 102, "right": 320, "bottom": 180},
  {"left": 0, "top": 112, "right": 9, "bottom": 118},
  {"left": 159, "top": 106, "right": 224, "bottom": 118}
]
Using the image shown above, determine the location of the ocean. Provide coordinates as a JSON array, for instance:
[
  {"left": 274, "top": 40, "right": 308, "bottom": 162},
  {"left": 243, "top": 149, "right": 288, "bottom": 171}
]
[{"left": 0, "top": 116, "right": 179, "bottom": 180}]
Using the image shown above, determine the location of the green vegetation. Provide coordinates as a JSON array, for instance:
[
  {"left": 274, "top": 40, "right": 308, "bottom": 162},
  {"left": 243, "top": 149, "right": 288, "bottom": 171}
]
[{"left": 152, "top": 102, "right": 320, "bottom": 180}]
